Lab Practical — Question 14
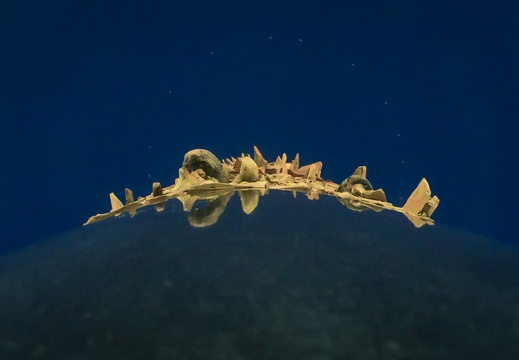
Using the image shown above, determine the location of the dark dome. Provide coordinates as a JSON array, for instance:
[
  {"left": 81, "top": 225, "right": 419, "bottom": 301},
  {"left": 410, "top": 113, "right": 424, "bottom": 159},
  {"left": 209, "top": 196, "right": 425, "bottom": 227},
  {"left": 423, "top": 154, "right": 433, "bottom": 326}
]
[{"left": 0, "top": 192, "right": 517, "bottom": 359}]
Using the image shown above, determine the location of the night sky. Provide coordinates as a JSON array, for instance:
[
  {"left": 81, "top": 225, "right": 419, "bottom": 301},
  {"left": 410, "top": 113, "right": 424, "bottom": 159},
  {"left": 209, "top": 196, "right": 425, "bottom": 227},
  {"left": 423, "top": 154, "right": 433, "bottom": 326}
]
[{"left": 0, "top": 1, "right": 516, "bottom": 254}]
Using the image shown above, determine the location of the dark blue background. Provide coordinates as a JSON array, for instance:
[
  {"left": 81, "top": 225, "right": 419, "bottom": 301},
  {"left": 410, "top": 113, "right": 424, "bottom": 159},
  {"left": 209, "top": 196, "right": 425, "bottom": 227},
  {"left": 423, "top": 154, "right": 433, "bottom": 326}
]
[{"left": 1, "top": 1, "right": 515, "bottom": 254}]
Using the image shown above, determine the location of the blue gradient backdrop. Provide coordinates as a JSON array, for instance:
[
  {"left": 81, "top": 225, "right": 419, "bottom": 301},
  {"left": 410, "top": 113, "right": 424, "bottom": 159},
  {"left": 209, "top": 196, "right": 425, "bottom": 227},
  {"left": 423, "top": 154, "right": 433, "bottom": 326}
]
[{"left": 0, "top": 1, "right": 515, "bottom": 253}]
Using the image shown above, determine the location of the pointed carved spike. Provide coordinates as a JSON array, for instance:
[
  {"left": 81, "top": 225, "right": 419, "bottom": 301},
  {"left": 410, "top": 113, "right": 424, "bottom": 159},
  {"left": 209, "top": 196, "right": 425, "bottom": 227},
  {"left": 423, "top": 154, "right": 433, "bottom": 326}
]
[
  {"left": 352, "top": 166, "right": 367, "bottom": 178},
  {"left": 307, "top": 163, "right": 317, "bottom": 180},
  {"left": 403, "top": 178, "right": 433, "bottom": 215},
  {"left": 109, "top": 192, "right": 124, "bottom": 212},
  {"left": 274, "top": 153, "right": 287, "bottom": 167},
  {"left": 290, "top": 153, "right": 300, "bottom": 171},
  {"left": 125, "top": 188, "right": 134, "bottom": 204},
  {"left": 253, "top": 146, "right": 268, "bottom": 167}
]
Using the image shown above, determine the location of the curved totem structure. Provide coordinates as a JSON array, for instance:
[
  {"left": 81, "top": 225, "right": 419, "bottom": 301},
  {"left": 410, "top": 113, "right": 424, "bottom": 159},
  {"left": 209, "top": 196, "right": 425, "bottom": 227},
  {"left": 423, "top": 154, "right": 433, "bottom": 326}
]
[{"left": 85, "top": 146, "right": 439, "bottom": 228}]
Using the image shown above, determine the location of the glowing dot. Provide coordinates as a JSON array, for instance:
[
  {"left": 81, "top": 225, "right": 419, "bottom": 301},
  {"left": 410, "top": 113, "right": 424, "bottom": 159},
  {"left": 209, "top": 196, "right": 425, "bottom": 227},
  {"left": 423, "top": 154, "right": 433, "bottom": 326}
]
[
  {"left": 384, "top": 101, "right": 388, "bottom": 105},
  {"left": 298, "top": 38, "right": 303, "bottom": 42},
  {"left": 351, "top": 63, "right": 355, "bottom": 67},
  {"left": 268, "top": 36, "right": 272, "bottom": 40}
]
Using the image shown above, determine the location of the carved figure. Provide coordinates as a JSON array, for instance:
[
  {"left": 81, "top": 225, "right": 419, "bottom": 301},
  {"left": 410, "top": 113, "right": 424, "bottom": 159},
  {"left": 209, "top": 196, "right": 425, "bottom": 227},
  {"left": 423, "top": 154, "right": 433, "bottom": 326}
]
[{"left": 85, "top": 147, "right": 439, "bottom": 228}]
